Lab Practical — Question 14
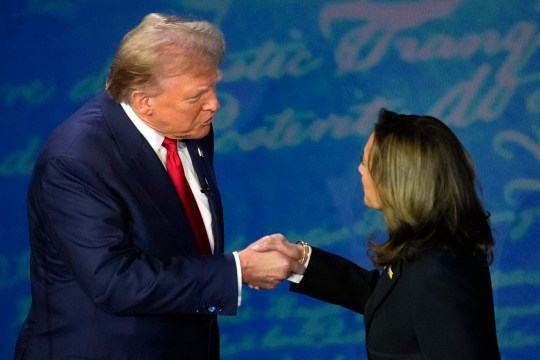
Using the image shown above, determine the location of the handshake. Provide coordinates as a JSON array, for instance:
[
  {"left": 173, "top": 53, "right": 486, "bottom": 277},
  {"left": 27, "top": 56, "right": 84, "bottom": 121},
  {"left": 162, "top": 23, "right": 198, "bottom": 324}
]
[{"left": 237, "top": 234, "right": 307, "bottom": 290}]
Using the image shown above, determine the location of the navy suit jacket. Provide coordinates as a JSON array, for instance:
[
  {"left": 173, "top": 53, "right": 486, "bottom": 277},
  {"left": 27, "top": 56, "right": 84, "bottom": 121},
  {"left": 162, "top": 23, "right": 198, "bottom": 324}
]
[
  {"left": 291, "top": 247, "right": 501, "bottom": 360},
  {"left": 15, "top": 91, "right": 238, "bottom": 360}
]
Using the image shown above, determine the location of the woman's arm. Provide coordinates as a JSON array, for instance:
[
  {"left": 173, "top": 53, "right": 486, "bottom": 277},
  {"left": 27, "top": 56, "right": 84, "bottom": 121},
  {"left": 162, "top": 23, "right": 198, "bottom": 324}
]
[{"left": 290, "top": 247, "right": 380, "bottom": 314}]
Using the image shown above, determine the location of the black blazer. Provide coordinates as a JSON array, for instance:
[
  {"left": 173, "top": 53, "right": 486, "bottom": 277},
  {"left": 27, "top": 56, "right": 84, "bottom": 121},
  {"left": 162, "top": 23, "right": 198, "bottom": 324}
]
[
  {"left": 15, "top": 91, "right": 238, "bottom": 360},
  {"left": 291, "top": 247, "right": 501, "bottom": 360}
]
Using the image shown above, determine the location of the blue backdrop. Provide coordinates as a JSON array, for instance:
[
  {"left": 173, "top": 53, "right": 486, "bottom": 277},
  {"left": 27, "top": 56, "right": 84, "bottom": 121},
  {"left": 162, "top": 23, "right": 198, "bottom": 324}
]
[{"left": 1, "top": 1, "right": 539, "bottom": 359}]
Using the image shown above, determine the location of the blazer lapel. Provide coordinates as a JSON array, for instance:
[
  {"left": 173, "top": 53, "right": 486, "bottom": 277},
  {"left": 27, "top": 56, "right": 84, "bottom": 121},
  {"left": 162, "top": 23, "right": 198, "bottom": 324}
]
[
  {"left": 364, "top": 260, "right": 403, "bottom": 331},
  {"left": 185, "top": 137, "right": 224, "bottom": 253},
  {"left": 99, "top": 92, "right": 200, "bottom": 253}
]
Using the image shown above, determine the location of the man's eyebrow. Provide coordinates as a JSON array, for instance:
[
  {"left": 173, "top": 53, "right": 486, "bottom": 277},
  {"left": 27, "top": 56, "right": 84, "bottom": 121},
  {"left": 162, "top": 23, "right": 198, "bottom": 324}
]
[{"left": 181, "top": 73, "right": 221, "bottom": 99}]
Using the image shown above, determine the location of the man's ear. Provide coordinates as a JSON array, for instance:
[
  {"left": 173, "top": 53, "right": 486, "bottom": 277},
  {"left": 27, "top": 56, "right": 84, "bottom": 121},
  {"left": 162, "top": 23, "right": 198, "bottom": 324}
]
[{"left": 130, "top": 91, "right": 153, "bottom": 116}]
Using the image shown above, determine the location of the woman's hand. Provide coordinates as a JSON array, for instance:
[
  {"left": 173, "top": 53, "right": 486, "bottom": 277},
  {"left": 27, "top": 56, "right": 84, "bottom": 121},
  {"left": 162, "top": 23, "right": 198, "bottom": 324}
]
[
  {"left": 238, "top": 233, "right": 306, "bottom": 290},
  {"left": 250, "top": 233, "right": 305, "bottom": 269}
]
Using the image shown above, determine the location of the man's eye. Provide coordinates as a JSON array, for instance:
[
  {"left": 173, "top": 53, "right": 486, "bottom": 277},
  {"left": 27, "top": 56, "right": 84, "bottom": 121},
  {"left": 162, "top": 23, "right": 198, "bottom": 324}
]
[{"left": 187, "top": 94, "right": 203, "bottom": 102}]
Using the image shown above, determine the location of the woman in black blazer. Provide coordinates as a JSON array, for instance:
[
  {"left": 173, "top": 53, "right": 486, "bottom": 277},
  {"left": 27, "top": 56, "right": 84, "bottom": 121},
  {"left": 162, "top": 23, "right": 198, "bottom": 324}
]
[{"left": 253, "top": 109, "right": 501, "bottom": 359}]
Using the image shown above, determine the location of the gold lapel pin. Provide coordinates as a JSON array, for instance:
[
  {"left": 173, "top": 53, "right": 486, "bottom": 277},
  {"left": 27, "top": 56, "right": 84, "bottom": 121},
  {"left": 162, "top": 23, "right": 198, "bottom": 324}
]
[{"left": 387, "top": 266, "right": 393, "bottom": 279}]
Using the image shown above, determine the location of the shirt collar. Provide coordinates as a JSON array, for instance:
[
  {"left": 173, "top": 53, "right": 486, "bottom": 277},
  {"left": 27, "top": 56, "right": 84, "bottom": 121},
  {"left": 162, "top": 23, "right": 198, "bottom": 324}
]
[{"left": 120, "top": 102, "right": 165, "bottom": 153}]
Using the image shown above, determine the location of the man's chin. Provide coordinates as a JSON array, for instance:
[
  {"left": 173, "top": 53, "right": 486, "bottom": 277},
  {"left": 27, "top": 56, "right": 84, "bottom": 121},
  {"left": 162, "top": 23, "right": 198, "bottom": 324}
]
[{"left": 178, "top": 126, "right": 212, "bottom": 140}]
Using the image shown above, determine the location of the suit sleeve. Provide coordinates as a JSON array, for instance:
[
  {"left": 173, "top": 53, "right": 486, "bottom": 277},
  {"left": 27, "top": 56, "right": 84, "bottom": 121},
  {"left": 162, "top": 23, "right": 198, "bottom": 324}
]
[
  {"left": 32, "top": 155, "right": 239, "bottom": 316},
  {"left": 290, "top": 247, "right": 380, "bottom": 314},
  {"left": 410, "top": 254, "right": 500, "bottom": 360}
]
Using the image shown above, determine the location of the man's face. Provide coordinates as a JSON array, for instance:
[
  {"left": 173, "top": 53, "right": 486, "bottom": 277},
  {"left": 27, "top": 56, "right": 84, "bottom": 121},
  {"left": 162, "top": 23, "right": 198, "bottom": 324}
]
[{"left": 140, "top": 64, "right": 221, "bottom": 139}]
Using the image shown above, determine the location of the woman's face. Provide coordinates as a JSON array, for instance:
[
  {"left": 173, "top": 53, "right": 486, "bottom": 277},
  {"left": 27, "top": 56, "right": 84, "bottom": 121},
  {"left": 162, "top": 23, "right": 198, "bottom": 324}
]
[{"left": 358, "top": 133, "right": 382, "bottom": 210}]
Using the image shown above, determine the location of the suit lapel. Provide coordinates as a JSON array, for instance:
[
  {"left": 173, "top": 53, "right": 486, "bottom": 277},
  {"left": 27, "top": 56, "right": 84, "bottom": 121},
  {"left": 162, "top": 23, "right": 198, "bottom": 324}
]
[
  {"left": 99, "top": 92, "right": 200, "bottom": 253},
  {"left": 364, "top": 260, "right": 403, "bottom": 331},
  {"left": 185, "top": 137, "right": 224, "bottom": 253},
  {"left": 99, "top": 92, "right": 223, "bottom": 254}
]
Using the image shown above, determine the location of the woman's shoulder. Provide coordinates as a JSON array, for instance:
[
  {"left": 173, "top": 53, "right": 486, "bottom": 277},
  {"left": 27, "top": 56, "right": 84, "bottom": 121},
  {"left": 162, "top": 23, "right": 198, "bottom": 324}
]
[
  {"left": 399, "top": 249, "right": 493, "bottom": 302},
  {"left": 402, "top": 248, "right": 489, "bottom": 281}
]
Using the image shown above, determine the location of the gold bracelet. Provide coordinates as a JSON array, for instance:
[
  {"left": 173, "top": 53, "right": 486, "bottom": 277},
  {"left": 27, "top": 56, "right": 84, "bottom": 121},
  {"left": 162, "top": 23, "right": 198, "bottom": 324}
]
[{"left": 296, "top": 241, "right": 308, "bottom": 265}]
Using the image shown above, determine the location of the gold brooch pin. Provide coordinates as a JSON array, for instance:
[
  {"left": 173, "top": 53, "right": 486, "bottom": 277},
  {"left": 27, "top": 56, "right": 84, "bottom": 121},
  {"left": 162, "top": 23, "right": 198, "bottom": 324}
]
[{"left": 388, "top": 266, "right": 393, "bottom": 279}]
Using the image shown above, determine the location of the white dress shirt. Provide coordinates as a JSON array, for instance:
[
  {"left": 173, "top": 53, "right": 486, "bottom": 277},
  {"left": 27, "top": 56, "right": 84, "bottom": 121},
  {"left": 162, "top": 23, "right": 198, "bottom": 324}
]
[{"left": 121, "top": 102, "right": 243, "bottom": 306}]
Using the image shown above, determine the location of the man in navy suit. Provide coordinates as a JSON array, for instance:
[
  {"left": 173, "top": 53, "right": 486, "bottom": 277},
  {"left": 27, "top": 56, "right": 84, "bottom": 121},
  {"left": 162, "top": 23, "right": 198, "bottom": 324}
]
[{"left": 14, "top": 13, "right": 303, "bottom": 360}]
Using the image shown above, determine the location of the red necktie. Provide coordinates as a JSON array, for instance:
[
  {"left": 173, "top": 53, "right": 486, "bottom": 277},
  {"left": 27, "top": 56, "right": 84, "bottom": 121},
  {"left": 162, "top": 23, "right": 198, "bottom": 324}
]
[{"left": 162, "top": 137, "right": 212, "bottom": 255}]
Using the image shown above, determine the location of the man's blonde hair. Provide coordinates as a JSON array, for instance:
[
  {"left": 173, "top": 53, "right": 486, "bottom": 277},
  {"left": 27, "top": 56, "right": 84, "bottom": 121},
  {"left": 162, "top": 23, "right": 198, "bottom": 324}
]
[{"left": 106, "top": 13, "right": 225, "bottom": 103}]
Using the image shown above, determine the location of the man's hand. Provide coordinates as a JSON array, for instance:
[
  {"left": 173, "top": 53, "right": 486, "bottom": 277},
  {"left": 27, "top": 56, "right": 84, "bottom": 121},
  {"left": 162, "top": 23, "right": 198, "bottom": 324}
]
[
  {"left": 238, "top": 234, "right": 305, "bottom": 289},
  {"left": 250, "top": 233, "right": 303, "bottom": 259}
]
